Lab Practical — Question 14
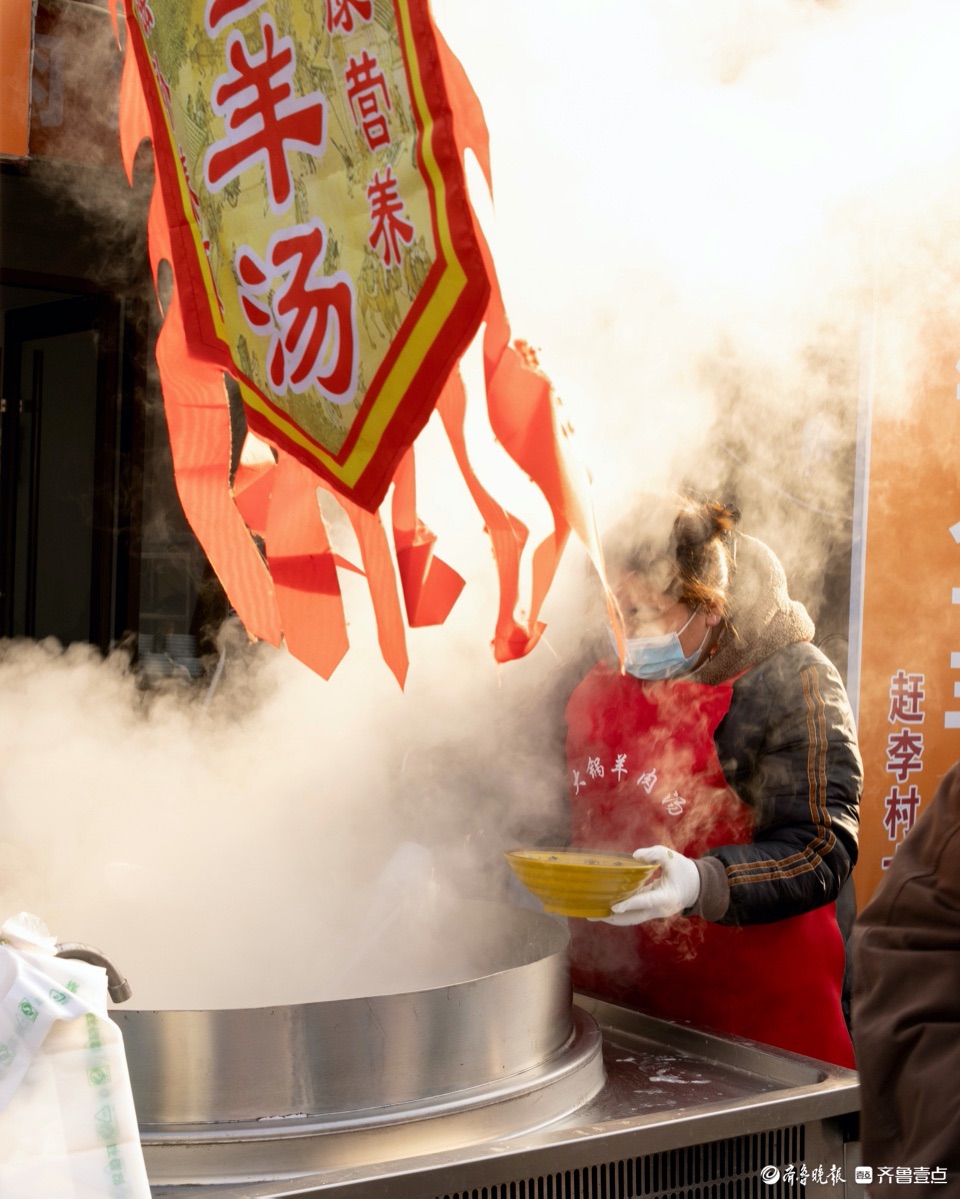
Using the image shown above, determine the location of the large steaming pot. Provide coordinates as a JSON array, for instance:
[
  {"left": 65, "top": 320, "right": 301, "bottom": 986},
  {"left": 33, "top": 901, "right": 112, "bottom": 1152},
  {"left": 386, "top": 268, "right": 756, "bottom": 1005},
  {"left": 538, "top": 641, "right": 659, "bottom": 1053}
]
[{"left": 111, "top": 901, "right": 604, "bottom": 1185}]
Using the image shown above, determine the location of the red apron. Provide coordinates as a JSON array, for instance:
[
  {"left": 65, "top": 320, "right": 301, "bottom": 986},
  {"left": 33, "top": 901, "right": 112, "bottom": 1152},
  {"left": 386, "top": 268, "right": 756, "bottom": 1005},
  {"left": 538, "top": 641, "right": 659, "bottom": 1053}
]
[{"left": 566, "top": 663, "right": 855, "bottom": 1068}]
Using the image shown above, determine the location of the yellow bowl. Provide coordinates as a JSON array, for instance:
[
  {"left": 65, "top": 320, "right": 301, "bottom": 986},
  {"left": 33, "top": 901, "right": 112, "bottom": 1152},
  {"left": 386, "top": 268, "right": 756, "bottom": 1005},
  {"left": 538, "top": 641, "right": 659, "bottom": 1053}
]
[{"left": 504, "top": 847, "right": 659, "bottom": 918}]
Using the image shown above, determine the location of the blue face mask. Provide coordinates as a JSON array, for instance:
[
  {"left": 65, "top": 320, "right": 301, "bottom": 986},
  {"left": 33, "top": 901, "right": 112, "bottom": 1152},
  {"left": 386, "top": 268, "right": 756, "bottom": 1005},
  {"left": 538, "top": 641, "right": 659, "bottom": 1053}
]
[{"left": 608, "top": 611, "right": 708, "bottom": 681}]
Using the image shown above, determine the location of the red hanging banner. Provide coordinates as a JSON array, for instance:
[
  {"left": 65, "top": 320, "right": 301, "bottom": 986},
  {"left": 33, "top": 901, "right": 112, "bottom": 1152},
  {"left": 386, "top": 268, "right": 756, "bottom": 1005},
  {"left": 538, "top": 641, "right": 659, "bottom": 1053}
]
[
  {"left": 123, "top": 0, "right": 488, "bottom": 510},
  {"left": 116, "top": 0, "right": 621, "bottom": 680}
]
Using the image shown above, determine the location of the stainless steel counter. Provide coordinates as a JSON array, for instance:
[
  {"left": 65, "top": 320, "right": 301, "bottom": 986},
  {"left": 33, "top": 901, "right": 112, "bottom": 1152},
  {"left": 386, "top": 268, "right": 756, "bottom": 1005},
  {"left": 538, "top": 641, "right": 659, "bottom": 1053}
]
[{"left": 149, "top": 995, "right": 862, "bottom": 1199}]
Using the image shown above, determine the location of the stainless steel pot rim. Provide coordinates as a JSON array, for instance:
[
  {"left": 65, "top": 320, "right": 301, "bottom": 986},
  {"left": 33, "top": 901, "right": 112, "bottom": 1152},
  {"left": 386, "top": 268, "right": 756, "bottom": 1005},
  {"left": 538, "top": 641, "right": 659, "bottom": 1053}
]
[
  {"left": 117, "top": 909, "right": 570, "bottom": 1016},
  {"left": 118, "top": 902, "right": 575, "bottom": 1131},
  {"left": 137, "top": 1005, "right": 602, "bottom": 1145}
]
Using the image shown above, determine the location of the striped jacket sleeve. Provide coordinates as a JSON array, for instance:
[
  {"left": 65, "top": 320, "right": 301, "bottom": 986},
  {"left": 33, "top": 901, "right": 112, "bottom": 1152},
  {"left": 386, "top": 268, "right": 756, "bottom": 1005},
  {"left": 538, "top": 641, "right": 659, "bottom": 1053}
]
[{"left": 710, "top": 642, "right": 863, "bottom": 927}]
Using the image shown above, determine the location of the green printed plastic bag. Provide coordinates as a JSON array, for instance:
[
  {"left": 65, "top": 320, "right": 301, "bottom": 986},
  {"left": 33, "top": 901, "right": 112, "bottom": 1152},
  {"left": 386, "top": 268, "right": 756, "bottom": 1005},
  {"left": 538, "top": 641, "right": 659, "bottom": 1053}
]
[{"left": 0, "top": 914, "right": 151, "bottom": 1198}]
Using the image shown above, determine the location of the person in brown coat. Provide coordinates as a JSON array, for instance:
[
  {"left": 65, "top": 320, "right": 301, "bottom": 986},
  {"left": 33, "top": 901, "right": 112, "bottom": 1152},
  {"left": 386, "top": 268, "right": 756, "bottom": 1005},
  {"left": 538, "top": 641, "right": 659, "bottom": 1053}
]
[{"left": 851, "top": 760, "right": 960, "bottom": 1187}]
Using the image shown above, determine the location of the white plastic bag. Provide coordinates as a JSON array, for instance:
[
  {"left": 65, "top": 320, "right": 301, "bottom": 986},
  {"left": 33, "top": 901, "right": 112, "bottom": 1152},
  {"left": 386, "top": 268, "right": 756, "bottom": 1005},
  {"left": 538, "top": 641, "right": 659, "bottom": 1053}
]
[{"left": 0, "top": 913, "right": 151, "bottom": 1198}]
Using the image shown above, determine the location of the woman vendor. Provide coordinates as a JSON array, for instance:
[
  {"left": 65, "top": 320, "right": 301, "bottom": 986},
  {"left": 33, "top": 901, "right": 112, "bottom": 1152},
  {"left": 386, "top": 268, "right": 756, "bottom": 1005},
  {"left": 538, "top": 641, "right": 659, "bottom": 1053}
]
[{"left": 566, "top": 494, "right": 861, "bottom": 1067}]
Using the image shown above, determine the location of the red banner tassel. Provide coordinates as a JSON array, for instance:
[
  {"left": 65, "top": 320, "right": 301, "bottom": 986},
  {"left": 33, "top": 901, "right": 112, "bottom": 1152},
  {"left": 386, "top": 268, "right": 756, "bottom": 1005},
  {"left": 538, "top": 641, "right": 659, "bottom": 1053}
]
[
  {"left": 231, "top": 456, "right": 275, "bottom": 540},
  {"left": 323, "top": 489, "right": 409, "bottom": 688},
  {"left": 391, "top": 448, "right": 465, "bottom": 627},
  {"left": 265, "top": 454, "right": 348, "bottom": 680},
  {"left": 119, "top": 31, "right": 282, "bottom": 649},
  {"left": 118, "top": 29, "right": 150, "bottom": 183},
  {"left": 436, "top": 372, "right": 540, "bottom": 660},
  {"left": 435, "top": 28, "right": 621, "bottom": 660},
  {"left": 433, "top": 27, "right": 492, "bottom": 196},
  {"left": 155, "top": 291, "right": 283, "bottom": 647}
]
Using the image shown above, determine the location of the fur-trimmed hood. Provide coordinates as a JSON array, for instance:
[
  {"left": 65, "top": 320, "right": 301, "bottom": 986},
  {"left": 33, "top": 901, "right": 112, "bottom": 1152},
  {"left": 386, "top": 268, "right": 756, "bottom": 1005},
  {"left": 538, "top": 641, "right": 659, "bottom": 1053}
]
[{"left": 693, "top": 534, "right": 814, "bottom": 685}]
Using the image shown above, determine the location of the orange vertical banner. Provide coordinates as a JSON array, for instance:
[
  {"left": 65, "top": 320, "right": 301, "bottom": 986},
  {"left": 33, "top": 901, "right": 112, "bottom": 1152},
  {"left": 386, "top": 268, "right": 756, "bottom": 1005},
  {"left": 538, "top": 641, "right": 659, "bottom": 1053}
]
[
  {"left": 0, "top": 0, "right": 35, "bottom": 158},
  {"left": 854, "top": 323, "right": 960, "bottom": 906}
]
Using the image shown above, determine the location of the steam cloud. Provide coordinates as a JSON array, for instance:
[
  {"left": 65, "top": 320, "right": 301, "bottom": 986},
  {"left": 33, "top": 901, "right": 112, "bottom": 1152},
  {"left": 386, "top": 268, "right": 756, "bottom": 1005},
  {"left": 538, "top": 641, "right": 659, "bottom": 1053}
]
[
  {"left": 4, "top": 0, "right": 960, "bottom": 1005},
  {"left": 0, "top": 609, "right": 575, "bottom": 1008}
]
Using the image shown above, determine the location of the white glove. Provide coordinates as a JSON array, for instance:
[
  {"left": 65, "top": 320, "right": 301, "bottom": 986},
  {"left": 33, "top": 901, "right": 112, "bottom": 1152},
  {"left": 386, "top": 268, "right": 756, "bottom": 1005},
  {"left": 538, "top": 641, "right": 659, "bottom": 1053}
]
[{"left": 598, "top": 845, "right": 701, "bottom": 925}]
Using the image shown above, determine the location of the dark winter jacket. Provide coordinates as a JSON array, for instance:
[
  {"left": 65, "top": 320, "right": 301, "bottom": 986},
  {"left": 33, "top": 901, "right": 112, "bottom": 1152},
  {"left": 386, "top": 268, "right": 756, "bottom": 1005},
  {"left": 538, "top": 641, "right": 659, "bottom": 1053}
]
[
  {"left": 687, "top": 535, "right": 863, "bottom": 925},
  {"left": 701, "top": 640, "right": 862, "bottom": 925},
  {"left": 851, "top": 762, "right": 960, "bottom": 1183}
]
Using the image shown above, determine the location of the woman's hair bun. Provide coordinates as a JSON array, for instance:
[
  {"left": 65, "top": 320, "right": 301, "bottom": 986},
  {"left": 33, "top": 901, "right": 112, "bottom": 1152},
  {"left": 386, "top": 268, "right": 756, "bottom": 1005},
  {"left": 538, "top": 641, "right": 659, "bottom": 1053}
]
[
  {"left": 677, "top": 492, "right": 740, "bottom": 544},
  {"left": 712, "top": 499, "right": 741, "bottom": 533}
]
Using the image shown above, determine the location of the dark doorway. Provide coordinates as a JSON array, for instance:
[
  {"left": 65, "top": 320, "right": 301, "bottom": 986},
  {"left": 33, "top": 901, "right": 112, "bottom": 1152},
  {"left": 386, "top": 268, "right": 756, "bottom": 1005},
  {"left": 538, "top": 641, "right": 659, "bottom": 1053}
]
[{"left": 1, "top": 292, "right": 121, "bottom": 649}]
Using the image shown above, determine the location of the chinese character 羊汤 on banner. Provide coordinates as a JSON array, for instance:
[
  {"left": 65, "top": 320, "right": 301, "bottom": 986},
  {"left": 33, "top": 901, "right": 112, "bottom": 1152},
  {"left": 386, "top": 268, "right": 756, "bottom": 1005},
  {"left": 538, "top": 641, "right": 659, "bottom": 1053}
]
[{"left": 128, "top": 0, "right": 487, "bottom": 507}]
